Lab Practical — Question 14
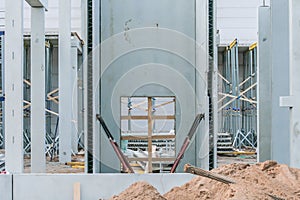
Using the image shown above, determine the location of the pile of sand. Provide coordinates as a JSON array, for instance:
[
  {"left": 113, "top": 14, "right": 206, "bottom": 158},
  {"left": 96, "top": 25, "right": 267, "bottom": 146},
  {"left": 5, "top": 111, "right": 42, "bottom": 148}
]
[
  {"left": 111, "top": 161, "right": 300, "bottom": 200},
  {"left": 110, "top": 181, "right": 166, "bottom": 200}
]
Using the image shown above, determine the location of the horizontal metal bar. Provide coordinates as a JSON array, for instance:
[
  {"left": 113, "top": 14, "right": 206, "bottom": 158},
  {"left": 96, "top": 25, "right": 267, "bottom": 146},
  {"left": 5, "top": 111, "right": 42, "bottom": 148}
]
[
  {"left": 121, "top": 115, "right": 175, "bottom": 120},
  {"left": 121, "top": 134, "right": 175, "bottom": 140},
  {"left": 127, "top": 157, "right": 175, "bottom": 162},
  {"left": 153, "top": 100, "right": 175, "bottom": 109},
  {"left": 218, "top": 92, "right": 257, "bottom": 104}
]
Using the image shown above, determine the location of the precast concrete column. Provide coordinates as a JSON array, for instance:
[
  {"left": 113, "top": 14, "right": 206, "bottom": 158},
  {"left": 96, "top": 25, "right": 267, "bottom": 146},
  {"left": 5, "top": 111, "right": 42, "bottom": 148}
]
[
  {"left": 288, "top": 0, "right": 300, "bottom": 167},
  {"left": 258, "top": 6, "right": 272, "bottom": 162},
  {"left": 196, "top": 0, "right": 209, "bottom": 170},
  {"left": 4, "top": 0, "right": 24, "bottom": 173},
  {"left": 280, "top": 0, "right": 300, "bottom": 168},
  {"left": 30, "top": 6, "right": 46, "bottom": 173},
  {"left": 59, "top": 0, "right": 72, "bottom": 163},
  {"left": 71, "top": 37, "right": 80, "bottom": 154}
]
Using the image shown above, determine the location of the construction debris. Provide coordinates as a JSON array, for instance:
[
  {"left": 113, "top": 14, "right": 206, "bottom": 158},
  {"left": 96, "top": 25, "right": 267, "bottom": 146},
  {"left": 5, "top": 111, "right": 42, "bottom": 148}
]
[
  {"left": 184, "top": 163, "right": 236, "bottom": 184},
  {"left": 170, "top": 113, "right": 204, "bottom": 173},
  {"left": 111, "top": 160, "right": 300, "bottom": 200}
]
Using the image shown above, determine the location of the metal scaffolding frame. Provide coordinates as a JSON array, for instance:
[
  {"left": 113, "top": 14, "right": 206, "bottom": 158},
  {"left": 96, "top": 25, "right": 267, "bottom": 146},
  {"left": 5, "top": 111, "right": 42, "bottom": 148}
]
[
  {"left": 218, "top": 39, "right": 257, "bottom": 151},
  {"left": 0, "top": 33, "right": 84, "bottom": 171}
]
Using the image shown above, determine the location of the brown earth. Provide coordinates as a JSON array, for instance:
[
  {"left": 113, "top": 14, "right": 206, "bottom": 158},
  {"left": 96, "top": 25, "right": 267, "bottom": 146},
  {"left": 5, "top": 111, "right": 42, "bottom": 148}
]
[
  {"left": 111, "top": 161, "right": 300, "bottom": 200},
  {"left": 110, "top": 181, "right": 166, "bottom": 200}
]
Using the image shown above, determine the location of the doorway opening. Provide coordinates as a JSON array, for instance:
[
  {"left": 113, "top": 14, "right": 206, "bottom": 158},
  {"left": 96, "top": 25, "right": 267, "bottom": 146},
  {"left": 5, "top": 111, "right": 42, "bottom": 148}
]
[{"left": 120, "top": 97, "right": 176, "bottom": 173}]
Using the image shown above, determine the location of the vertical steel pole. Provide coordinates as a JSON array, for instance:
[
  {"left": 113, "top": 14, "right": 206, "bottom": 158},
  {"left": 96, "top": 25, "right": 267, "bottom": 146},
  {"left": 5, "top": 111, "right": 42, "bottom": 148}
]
[{"left": 147, "top": 97, "right": 153, "bottom": 173}]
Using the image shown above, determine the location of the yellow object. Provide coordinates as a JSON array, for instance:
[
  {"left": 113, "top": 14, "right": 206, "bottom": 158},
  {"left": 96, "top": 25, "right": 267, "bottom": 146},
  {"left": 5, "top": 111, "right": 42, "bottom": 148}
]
[
  {"left": 249, "top": 42, "right": 258, "bottom": 51},
  {"left": 45, "top": 41, "right": 51, "bottom": 48},
  {"left": 229, "top": 39, "right": 237, "bottom": 49},
  {"left": 66, "top": 162, "right": 85, "bottom": 166},
  {"left": 72, "top": 165, "right": 85, "bottom": 169}
]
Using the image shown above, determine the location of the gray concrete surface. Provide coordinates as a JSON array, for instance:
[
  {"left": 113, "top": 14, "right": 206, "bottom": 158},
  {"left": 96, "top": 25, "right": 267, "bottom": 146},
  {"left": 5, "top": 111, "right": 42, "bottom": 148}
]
[
  {"left": 13, "top": 173, "right": 194, "bottom": 200},
  {"left": 0, "top": 175, "right": 12, "bottom": 200}
]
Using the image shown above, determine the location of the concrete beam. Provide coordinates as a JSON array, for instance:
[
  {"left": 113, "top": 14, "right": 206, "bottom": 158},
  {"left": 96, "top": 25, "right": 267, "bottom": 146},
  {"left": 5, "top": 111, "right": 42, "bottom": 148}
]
[
  {"left": 4, "top": 0, "right": 24, "bottom": 173},
  {"left": 25, "top": 0, "right": 48, "bottom": 10},
  {"left": 30, "top": 7, "right": 46, "bottom": 173},
  {"left": 59, "top": 0, "right": 72, "bottom": 163},
  {"left": 258, "top": 6, "right": 272, "bottom": 162}
]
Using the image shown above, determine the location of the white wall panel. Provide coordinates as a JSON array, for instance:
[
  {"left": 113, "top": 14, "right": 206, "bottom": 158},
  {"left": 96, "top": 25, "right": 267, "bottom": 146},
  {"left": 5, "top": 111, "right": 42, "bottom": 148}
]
[
  {"left": 0, "top": 0, "right": 272, "bottom": 43},
  {"left": 217, "top": 0, "right": 261, "bottom": 44}
]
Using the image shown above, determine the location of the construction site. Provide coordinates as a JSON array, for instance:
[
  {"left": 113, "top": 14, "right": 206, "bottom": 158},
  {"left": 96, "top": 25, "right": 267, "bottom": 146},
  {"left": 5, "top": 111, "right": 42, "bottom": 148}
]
[{"left": 0, "top": 0, "right": 300, "bottom": 199}]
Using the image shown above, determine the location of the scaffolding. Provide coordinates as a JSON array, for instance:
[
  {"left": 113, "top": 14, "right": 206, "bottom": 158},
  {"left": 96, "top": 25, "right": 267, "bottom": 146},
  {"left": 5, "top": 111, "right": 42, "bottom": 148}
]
[
  {"left": 0, "top": 34, "right": 84, "bottom": 166},
  {"left": 218, "top": 39, "right": 257, "bottom": 152}
]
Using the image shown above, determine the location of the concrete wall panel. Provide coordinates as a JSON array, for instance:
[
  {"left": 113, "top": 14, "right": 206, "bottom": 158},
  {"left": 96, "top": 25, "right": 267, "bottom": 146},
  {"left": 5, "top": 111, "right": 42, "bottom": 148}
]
[
  {"left": 98, "top": 0, "right": 210, "bottom": 172},
  {"left": 217, "top": 0, "right": 261, "bottom": 44},
  {"left": 0, "top": 175, "right": 12, "bottom": 200},
  {"left": 13, "top": 174, "right": 194, "bottom": 200}
]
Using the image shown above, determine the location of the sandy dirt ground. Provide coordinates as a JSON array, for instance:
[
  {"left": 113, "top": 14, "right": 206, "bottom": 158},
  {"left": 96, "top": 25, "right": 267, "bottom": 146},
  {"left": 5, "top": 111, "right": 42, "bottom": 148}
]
[
  {"left": 23, "top": 154, "right": 84, "bottom": 173},
  {"left": 111, "top": 160, "right": 300, "bottom": 200}
]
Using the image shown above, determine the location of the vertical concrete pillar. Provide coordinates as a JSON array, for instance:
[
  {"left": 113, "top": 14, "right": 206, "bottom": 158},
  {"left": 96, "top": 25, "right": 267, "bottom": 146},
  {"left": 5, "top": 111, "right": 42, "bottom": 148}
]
[
  {"left": 280, "top": 0, "right": 300, "bottom": 167},
  {"left": 71, "top": 38, "right": 79, "bottom": 154},
  {"left": 59, "top": 0, "right": 72, "bottom": 163},
  {"left": 4, "top": 0, "right": 24, "bottom": 173},
  {"left": 92, "top": 0, "right": 100, "bottom": 173},
  {"left": 258, "top": 6, "right": 272, "bottom": 162},
  {"left": 270, "top": 0, "right": 290, "bottom": 164},
  {"left": 289, "top": 0, "right": 300, "bottom": 168},
  {"left": 196, "top": 0, "right": 209, "bottom": 170},
  {"left": 30, "top": 7, "right": 46, "bottom": 173}
]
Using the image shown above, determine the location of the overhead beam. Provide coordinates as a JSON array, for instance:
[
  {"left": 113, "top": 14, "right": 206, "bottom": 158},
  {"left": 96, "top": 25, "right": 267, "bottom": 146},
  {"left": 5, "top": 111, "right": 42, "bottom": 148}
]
[{"left": 25, "top": 0, "right": 48, "bottom": 10}]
